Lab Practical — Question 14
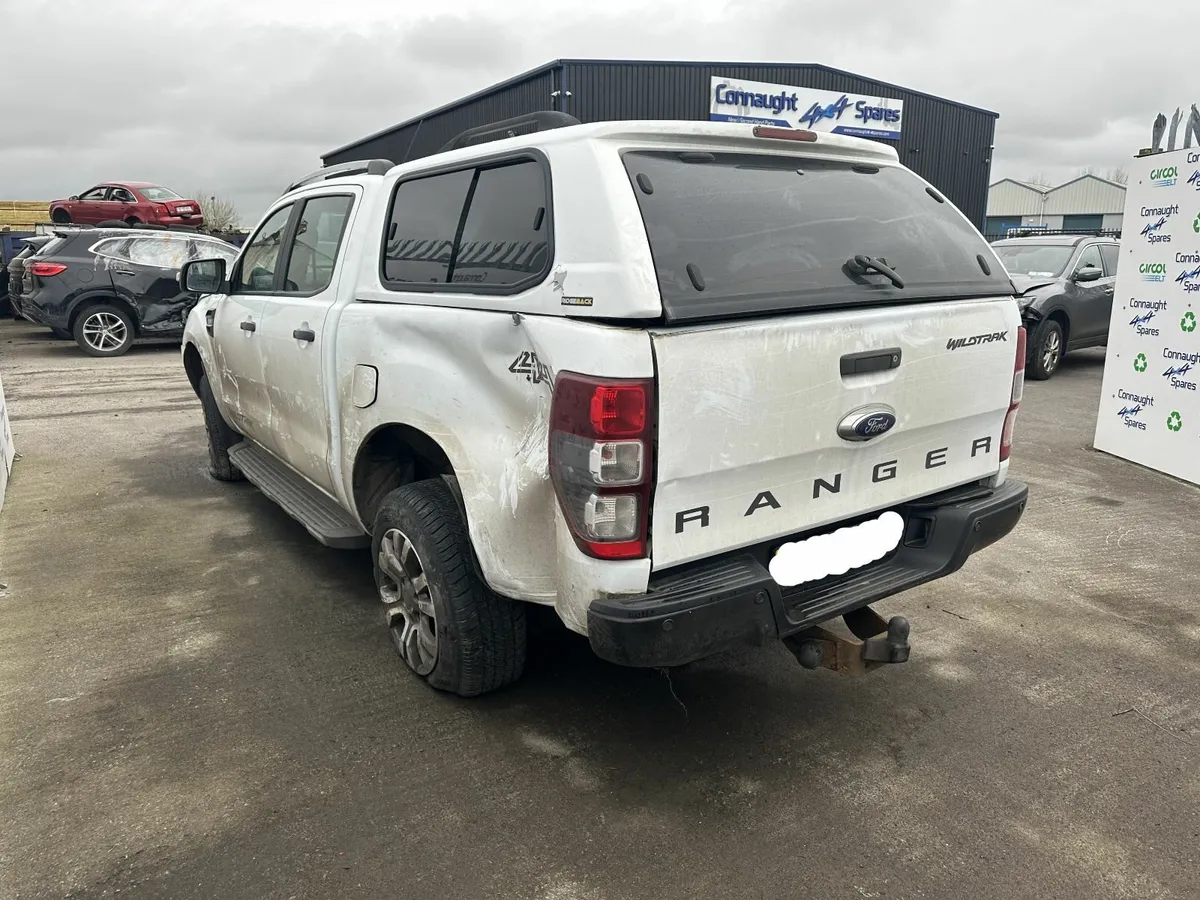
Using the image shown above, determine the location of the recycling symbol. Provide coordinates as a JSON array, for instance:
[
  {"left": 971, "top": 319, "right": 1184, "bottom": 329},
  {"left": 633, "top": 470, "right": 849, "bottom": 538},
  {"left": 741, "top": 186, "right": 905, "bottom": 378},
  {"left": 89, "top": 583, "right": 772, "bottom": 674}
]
[
  {"left": 1167, "top": 411, "right": 1183, "bottom": 432},
  {"left": 1184, "top": 311, "right": 1197, "bottom": 333},
  {"left": 1134, "top": 353, "right": 1148, "bottom": 372},
  {"left": 1194, "top": 214, "right": 1200, "bottom": 234}
]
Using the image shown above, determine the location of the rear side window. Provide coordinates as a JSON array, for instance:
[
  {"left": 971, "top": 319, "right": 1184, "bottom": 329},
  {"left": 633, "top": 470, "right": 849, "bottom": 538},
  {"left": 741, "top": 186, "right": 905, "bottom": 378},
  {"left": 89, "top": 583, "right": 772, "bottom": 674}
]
[
  {"left": 1099, "top": 243, "right": 1120, "bottom": 276},
  {"left": 453, "top": 162, "right": 549, "bottom": 287},
  {"left": 383, "top": 169, "right": 474, "bottom": 284},
  {"left": 381, "top": 157, "right": 551, "bottom": 293},
  {"left": 623, "top": 151, "right": 1013, "bottom": 322}
]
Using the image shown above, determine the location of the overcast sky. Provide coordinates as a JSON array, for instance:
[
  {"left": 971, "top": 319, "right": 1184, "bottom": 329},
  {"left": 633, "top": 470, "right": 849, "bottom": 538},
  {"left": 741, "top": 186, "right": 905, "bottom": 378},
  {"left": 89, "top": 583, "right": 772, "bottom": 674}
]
[{"left": 0, "top": 0, "right": 1188, "bottom": 225}]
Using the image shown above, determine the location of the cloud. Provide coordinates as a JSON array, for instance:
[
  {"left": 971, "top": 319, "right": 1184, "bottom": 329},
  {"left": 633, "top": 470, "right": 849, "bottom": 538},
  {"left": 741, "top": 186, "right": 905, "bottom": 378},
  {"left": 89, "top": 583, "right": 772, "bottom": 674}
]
[{"left": 0, "top": 0, "right": 1187, "bottom": 223}]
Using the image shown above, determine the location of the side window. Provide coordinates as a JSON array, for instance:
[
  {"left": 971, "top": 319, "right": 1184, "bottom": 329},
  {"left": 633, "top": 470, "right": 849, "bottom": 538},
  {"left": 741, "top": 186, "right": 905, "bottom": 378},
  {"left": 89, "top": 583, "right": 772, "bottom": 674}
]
[
  {"left": 1099, "top": 244, "right": 1120, "bottom": 276},
  {"left": 127, "top": 235, "right": 192, "bottom": 269},
  {"left": 111, "top": 188, "right": 135, "bottom": 203},
  {"left": 89, "top": 237, "right": 134, "bottom": 263},
  {"left": 383, "top": 169, "right": 474, "bottom": 284},
  {"left": 79, "top": 187, "right": 109, "bottom": 201},
  {"left": 188, "top": 238, "right": 240, "bottom": 264},
  {"left": 452, "top": 161, "right": 549, "bottom": 287},
  {"left": 232, "top": 204, "right": 294, "bottom": 293},
  {"left": 283, "top": 195, "right": 354, "bottom": 293},
  {"left": 1076, "top": 244, "right": 1103, "bottom": 274}
]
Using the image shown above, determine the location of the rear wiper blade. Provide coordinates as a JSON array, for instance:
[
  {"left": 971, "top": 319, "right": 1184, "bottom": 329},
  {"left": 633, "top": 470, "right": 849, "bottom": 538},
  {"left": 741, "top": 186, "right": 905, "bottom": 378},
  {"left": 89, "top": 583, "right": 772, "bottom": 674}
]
[{"left": 846, "top": 254, "right": 904, "bottom": 289}]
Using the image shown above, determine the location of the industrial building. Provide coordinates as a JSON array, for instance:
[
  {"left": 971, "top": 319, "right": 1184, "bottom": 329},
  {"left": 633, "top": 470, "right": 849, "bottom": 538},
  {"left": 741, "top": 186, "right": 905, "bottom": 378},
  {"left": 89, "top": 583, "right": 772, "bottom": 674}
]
[
  {"left": 984, "top": 175, "right": 1126, "bottom": 240},
  {"left": 324, "top": 59, "right": 999, "bottom": 229}
]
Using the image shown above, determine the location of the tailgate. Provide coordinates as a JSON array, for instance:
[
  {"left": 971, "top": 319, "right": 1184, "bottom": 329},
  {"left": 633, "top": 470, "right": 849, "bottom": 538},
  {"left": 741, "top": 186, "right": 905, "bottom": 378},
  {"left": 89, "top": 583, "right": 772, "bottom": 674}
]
[{"left": 649, "top": 297, "right": 1019, "bottom": 569}]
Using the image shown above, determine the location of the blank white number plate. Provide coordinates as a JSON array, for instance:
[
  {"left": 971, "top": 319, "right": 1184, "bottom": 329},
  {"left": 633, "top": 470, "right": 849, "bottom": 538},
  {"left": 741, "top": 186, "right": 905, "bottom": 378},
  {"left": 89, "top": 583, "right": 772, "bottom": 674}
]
[{"left": 769, "top": 511, "right": 904, "bottom": 588}]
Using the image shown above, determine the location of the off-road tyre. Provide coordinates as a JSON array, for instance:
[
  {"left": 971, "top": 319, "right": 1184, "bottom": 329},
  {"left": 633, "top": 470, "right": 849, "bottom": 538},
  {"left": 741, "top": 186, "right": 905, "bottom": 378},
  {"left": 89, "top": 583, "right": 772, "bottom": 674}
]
[
  {"left": 199, "top": 374, "right": 244, "bottom": 482},
  {"left": 372, "top": 478, "right": 526, "bottom": 697}
]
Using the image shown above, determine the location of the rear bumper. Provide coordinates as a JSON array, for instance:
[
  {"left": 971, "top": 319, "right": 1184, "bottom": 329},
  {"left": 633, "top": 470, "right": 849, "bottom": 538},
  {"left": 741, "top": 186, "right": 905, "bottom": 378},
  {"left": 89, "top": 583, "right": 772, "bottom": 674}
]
[{"left": 587, "top": 480, "right": 1028, "bottom": 667}]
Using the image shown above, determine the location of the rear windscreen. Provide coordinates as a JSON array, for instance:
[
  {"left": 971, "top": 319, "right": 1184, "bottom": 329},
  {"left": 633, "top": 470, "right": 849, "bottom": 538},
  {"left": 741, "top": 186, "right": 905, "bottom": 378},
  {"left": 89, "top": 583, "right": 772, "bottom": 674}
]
[{"left": 623, "top": 151, "right": 1013, "bottom": 322}]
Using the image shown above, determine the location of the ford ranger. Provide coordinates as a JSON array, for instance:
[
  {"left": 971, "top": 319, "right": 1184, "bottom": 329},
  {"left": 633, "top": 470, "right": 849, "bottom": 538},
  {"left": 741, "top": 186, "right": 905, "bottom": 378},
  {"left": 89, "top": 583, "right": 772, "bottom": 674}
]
[{"left": 180, "top": 114, "right": 1028, "bottom": 696}]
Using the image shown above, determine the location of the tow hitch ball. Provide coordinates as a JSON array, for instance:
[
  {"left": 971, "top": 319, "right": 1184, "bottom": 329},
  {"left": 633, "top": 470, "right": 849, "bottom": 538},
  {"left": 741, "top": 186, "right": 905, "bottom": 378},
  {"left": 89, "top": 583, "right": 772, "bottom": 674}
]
[{"left": 784, "top": 607, "right": 911, "bottom": 676}]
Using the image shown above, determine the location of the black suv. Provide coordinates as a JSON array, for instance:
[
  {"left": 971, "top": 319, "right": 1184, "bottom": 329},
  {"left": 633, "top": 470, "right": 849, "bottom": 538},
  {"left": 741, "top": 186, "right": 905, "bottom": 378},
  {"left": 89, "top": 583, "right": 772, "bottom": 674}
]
[
  {"left": 20, "top": 228, "right": 238, "bottom": 357},
  {"left": 991, "top": 235, "right": 1120, "bottom": 380}
]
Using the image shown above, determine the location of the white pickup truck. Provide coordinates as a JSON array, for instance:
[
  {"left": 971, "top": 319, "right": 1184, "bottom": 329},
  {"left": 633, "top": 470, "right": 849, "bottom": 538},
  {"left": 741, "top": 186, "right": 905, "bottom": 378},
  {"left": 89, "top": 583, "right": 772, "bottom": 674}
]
[{"left": 180, "top": 115, "right": 1028, "bottom": 696}]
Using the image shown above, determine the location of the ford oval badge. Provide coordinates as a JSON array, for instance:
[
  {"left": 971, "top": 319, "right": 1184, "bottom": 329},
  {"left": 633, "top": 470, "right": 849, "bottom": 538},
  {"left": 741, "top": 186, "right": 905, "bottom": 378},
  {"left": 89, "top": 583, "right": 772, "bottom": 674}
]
[{"left": 837, "top": 407, "right": 897, "bottom": 442}]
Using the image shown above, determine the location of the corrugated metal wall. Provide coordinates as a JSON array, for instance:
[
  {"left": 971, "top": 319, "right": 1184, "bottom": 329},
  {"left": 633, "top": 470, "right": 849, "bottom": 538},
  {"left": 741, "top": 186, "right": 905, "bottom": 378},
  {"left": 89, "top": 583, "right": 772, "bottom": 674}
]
[
  {"left": 1041, "top": 176, "right": 1126, "bottom": 216},
  {"left": 986, "top": 180, "right": 1048, "bottom": 217},
  {"left": 323, "top": 67, "right": 559, "bottom": 167},
  {"left": 324, "top": 60, "right": 997, "bottom": 228}
]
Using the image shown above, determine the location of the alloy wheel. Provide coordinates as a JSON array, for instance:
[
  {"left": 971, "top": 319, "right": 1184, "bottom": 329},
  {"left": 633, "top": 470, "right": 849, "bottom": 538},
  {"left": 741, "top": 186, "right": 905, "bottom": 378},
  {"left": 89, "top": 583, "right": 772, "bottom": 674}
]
[
  {"left": 377, "top": 527, "right": 438, "bottom": 675},
  {"left": 81, "top": 311, "right": 128, "bottom": 353},
  {"left": 1042, "top": 330, "right": 1061, "bottom": 373}
]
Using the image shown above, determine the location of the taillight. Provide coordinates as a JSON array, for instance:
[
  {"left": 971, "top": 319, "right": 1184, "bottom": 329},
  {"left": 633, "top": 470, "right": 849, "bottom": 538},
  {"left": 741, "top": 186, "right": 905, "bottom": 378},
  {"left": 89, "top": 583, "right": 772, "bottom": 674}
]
[
  {"left": 550, "top": 373, "right": 655, "bottom": 560},
  {"left": 1000, "top": 327, "right": 1026, "bottom": 462},
  {"left": 28, "top": 262, "right": 66, "bottom": 277},
  {"left": 156, "top": 204, "right": 170, "bottom": 216}
]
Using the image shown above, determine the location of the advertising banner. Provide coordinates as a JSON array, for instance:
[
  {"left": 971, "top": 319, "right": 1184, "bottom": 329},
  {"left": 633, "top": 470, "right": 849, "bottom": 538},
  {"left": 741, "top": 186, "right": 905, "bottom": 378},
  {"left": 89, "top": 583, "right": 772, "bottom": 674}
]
[
  {"left": 0, "top": 371, "right": 13, "bottom": 512},
  {"left": 1092, "top": 147, "right": 1200, "bottom": 485},
  {"left": 709, "top": 76, "right": 903, "bottom": 141}
]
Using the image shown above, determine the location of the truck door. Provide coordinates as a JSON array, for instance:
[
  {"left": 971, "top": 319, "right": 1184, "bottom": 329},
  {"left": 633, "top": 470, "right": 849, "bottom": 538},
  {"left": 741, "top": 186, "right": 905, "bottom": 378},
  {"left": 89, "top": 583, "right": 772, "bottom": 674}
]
[
  {"left": 255, "top": 192, "right": 357, "bottom": 492},
  {"left": 212, "top": 203, "right": 295, "bottom": 439}
]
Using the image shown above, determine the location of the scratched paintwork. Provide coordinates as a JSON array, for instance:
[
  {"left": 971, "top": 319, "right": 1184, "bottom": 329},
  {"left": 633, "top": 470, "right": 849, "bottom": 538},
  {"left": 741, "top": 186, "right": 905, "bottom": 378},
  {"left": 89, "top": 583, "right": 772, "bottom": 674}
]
[{"left": 182, "top": 121, "right": 1018, "bottom": 636}]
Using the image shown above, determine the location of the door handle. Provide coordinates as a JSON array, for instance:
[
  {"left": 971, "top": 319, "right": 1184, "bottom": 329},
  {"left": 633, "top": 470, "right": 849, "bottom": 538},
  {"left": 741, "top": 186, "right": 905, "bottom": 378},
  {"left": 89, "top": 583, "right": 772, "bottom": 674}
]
[
  {"left": 205, "top": 308, "right": 215, "bottom": 336},
  {"left": 292, "top": 328, "right": 316, "bottom": 343},
  {"left": 112, "top": 268, "right": 137, "bottom": 277},
  {"left": 240, "top": 320, "right": 256, "bottom": 333}
]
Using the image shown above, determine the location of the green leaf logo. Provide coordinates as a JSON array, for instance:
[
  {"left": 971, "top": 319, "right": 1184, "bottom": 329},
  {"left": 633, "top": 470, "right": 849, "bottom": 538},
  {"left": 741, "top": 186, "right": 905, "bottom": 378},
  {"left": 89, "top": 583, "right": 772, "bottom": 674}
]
[
  {"left": 1134, "top": 353, "right": 1148, "bottom": 372},
  {"left": 1167, "top": 411, "right": 1183, "bottom": 432},
  {"left": 1194, "top": 214, "right": 1200, "bottom": 234},
  {"left": 1183, "top": 311, "right": 1197, "bottom": 333}
]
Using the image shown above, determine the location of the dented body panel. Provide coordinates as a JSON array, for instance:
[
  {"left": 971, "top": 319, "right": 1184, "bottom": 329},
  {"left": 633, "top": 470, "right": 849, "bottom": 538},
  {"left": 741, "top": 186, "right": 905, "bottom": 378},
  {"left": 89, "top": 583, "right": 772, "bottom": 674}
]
[{"left": 183, "top": 120, "right": 1027, "bottom": 649}]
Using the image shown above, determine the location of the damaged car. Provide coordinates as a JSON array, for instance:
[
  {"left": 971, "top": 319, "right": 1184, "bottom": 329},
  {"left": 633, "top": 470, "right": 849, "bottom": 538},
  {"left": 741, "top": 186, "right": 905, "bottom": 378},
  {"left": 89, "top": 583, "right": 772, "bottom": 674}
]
[
  {"left": 991, "top": 235, "right": 1119, "bottom": 380},
  {"left": 19, "top": 229, "right": 238, "bottom": 357}
]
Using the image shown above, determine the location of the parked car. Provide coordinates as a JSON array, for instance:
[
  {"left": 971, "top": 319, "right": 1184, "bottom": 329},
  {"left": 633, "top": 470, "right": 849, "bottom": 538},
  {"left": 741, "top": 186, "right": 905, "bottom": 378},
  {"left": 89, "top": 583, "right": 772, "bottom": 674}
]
[
  {"left": 179, "top": 116, "right": 1028, "bottom": 697},
  {"left": 4, "top": 236, "right": 55, "bottom": 319},
  {"left": 48, "top": 183, "right": 204, "bottom": 229},
  {"left": 991, "top": 235, "right": 1119, "bottom": 380},
  {"left": 21, "top": 229, "right": 238, "bottom": 356}
]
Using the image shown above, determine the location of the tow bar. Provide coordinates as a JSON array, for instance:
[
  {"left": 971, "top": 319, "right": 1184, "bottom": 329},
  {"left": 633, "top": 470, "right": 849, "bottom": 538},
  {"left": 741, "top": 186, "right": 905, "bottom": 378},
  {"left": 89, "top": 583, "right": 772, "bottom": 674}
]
[{"left": 783, "top": 607, "right": 911, "bottom": 676}]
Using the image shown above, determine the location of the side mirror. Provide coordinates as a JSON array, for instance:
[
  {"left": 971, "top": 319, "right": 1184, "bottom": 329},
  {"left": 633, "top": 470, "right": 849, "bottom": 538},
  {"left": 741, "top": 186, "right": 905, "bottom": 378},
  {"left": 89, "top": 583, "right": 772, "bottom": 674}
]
[
  {"left": 1073, "top": 266, "right": 1103, "bottom": 283},
  {"left": 180, "top": 257, "right": 227, "bottom": 294},
  {"left": 69, "top": 195, "right": 79, "bottom": 201}
]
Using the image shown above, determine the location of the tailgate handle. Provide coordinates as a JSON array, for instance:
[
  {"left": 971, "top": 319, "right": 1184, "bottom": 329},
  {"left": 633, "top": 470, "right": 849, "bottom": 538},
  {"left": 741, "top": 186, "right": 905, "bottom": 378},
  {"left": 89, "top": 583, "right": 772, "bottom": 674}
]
[{"left": 840, "top": 348, "right": 902, "bottom": 377}]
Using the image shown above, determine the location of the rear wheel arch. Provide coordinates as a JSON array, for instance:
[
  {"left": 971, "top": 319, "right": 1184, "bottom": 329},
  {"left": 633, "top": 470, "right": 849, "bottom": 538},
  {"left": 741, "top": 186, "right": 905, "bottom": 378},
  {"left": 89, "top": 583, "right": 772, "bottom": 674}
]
[{"left": 351, "top": 423, "right": 457, "bottom": 529}]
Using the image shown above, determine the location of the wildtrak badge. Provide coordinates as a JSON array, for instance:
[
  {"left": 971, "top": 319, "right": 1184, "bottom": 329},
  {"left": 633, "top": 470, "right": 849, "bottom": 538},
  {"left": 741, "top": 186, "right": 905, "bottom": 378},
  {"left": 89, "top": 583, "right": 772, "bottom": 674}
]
[{"left": 947, "top": 331, "right": 1008, "bottom": 351}]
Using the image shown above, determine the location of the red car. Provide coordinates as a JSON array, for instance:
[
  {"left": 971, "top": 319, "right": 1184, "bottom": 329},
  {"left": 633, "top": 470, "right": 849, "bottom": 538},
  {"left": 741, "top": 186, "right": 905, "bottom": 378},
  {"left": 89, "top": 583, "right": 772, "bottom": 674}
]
[{"left": 49, "top": 182, "right": 204, "bottom": 229}]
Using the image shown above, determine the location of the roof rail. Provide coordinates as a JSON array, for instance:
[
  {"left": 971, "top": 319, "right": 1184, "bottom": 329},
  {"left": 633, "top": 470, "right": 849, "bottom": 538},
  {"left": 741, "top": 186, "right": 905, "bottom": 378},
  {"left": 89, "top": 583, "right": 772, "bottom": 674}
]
[
  {"left": 283, "top": 158, "right": 393, "bottom": 195},
  {"left": 439, "top": 111, "right": 581, "bottom": 153}
]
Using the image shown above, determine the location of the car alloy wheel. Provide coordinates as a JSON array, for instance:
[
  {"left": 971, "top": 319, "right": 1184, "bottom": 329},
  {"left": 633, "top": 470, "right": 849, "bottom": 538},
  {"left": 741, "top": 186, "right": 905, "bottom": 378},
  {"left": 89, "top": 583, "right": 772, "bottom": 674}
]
[
  {"left": 377, "top": 527, "right": 438, "bottom": 676},
  {"left": 1041, "top": 328, "right": 1061, "bottom": 373},
  {"left": 81, "top": 311, "right": 129, "bottom": 353}
]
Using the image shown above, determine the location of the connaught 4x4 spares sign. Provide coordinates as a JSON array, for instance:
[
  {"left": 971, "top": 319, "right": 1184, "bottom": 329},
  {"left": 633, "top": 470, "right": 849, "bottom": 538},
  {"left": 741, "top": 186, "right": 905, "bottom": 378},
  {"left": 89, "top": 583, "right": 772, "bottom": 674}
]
[
  {"left": 1093, "top": 146, "right": 1200, "bottom": 485},
  {"left": 709, "top": 76, "right": 903, "bottom": 140}
]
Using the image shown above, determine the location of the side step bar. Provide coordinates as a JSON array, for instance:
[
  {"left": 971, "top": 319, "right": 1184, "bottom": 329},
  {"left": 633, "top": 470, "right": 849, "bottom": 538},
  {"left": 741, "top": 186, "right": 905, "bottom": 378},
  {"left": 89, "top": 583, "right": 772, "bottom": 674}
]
[{"left": 227, "top": 442, "right": 369, "bottom": 549}]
